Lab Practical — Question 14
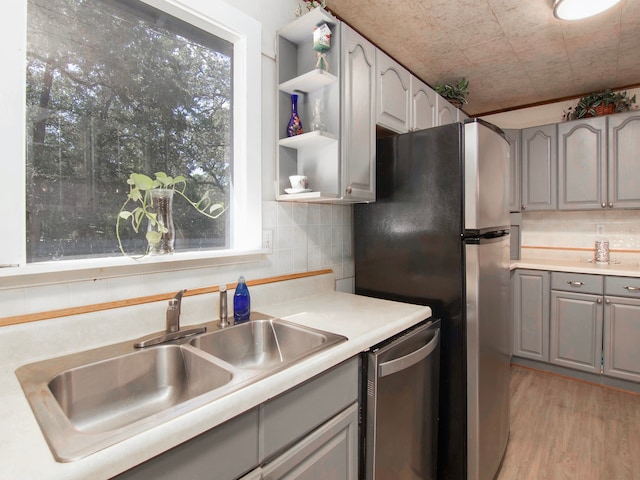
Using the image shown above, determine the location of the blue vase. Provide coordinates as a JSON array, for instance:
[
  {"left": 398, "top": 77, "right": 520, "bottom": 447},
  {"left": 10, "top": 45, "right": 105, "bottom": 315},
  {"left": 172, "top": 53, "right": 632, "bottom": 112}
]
[{"left": 287, "top": 94, "right": 303, "bottom": 137}]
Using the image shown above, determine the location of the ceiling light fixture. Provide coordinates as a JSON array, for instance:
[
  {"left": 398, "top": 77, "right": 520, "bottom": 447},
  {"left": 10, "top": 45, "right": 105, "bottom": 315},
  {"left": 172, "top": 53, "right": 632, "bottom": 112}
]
[{"left": 553, "top": 0, "right": 622, "bottom": 20}]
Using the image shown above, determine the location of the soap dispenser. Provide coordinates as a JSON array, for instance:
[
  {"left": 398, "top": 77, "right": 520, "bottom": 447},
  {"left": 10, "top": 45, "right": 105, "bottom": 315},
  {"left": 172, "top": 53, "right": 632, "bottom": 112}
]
[{"left": 233, "top": 275, "right": 251, "bottom": 323}]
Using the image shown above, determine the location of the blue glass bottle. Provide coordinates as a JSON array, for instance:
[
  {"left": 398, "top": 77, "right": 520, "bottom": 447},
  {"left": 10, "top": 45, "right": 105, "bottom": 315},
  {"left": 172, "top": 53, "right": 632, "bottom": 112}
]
[
  {"left": 286, "top": 94, "right": 303, "bottom": 137},
  {"left": 233, "top": 275, "right": 251, "bottom": 323}
]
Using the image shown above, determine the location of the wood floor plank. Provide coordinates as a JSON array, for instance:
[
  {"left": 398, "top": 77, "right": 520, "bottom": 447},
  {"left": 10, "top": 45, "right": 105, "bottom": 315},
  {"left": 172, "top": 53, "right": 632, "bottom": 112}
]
[{"left": 496, "top": 366, "right": 640, "bottom": 480}]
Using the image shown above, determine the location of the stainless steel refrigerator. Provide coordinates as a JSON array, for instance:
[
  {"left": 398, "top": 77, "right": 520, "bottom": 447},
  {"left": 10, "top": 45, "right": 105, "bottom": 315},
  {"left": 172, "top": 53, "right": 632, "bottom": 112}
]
[{"left": 355, "top": 119, "right": 511, "bottom": 480}]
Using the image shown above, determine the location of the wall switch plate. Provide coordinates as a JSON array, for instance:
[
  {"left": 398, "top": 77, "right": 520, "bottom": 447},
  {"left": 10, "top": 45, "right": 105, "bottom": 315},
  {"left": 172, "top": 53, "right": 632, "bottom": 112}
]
[
  {"left": 262, "top": 229, "right": 273, "bottom": 254},
  {"left": 596, "top": 224, "right": 605, "bottom": 236}
]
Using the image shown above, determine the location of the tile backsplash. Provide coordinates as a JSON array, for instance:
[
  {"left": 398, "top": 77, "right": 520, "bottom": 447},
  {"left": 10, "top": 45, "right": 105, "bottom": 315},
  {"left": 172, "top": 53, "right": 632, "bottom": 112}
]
[{"left": 521, "top": 210, "right": 640, "bottom": 263}]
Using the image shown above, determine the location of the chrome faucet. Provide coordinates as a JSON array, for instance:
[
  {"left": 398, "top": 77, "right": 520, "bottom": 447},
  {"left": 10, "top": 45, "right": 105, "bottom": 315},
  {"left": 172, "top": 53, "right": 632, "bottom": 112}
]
[
  {"left": 133, "top": 288, "right": 206, "bottom": 348},
  {"left": 166, "top": 289, "right": 186, "bottom": 333}
]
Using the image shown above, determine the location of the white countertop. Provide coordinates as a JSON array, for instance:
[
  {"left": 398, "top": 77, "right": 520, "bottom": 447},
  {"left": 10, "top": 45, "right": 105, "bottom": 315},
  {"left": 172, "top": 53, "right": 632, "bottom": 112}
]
[
  {"left": 512, "top": 258, "right": 640, "bottom": 277},
  {"left": 0, "top": 283, "right": 430, "bottom": 480}
]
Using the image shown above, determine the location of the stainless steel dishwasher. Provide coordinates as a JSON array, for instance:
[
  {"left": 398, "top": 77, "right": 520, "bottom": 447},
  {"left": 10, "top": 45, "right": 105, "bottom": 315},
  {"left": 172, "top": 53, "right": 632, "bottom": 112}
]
[{"left": 365, "top": 319, "right": 440, "bottom": 480}]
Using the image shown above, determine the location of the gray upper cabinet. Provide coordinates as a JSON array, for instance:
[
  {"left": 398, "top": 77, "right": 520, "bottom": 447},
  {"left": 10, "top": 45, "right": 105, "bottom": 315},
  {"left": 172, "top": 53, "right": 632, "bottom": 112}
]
[
  {"left": 410, "top": 75, "right": 437, "bottom": 131},
  {"left": 375, "top": 49, "right": 438, "bottom": 133},
  {"left": 341, "top": 23, "right": 376, "bottom": 202},
  {"left": 607, "top": 111, "right": 640, "bottom": 209},
  {"left": 375, "top": 49, "right": 410, "bottom": 134},
  {"left": 521, "top": 124, "right": 557, "bottom": 211},
  {"left": 558, "top": 116, "right": 607, "bottom": 210},
  {"left": 504, "top": 129, "right": 521, "bottom": 212},
  {"left": 436, "top": 95, "right": 457, "bottom": 126},
  {"left": 512, "top": 269, "right": 550, "bottom": 362}
]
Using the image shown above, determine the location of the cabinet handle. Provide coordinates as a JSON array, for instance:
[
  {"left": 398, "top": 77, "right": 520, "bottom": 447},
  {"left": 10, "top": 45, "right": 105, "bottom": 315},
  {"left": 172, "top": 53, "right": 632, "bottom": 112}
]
[
  {"left": 521, "top": 205, "right": 526, "bottom": 210},
  {"left": 566, "top": 281, "right": 585, "bottom": 287},
  {"left": 608, "top": 202, "right": 614, "bottom": 208},
  {"left": 601, "top": 203, "right": 606, "bottom": 208},
  {"left": 624, "top": 286, "right": 640, "bottom": 292},
  {"left": 605, "top": 298, "right": 611, "bottom": 304},
  {"left": 346, "top": 185, "right": 352, "bottom": 195},
  {"left": 597, "top": 298, "right": 603, "bottom": 304}
]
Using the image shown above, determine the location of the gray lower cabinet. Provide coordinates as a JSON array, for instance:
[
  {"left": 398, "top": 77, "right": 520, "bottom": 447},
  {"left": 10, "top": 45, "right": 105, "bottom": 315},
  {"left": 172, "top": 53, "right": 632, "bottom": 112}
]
[
  {"left": 113, "top": 357, "right": 359, "bottom": 480},
  {"left": 261, "top": 403, "right": 358, "bottom": 480},
  {"left": 550, "top": 272, "right": 604, "bottom": 373},
  {"left": 550, "top": 290, "right": 603, "bottom": 373},
  {"left": 113, "top": 408, "right": 260, "bottom": 480},
  {"left": 604, "top": 276, "right": 640, "bottom": 382},
  {"left": 512, "top": 269, "right": 550, "bottom": 361}
]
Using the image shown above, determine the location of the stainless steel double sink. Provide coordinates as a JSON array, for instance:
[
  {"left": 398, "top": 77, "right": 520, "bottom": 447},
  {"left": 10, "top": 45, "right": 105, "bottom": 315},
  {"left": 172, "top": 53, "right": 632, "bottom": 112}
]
[{"left": 16, "top": 316, "right": 346, "bottom": 462}]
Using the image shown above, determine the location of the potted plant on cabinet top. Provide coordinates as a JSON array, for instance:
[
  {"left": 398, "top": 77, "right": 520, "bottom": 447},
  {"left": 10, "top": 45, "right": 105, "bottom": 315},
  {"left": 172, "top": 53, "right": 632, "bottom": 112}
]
[
  {"left": 434, "top": 77, "right": 469, "bottom": 108},
  {"left": 116, "top": 172, "right": 225, "bottom": 256},
  {"left": 564, "top": 89, "right": 637, "bottom": 120}
]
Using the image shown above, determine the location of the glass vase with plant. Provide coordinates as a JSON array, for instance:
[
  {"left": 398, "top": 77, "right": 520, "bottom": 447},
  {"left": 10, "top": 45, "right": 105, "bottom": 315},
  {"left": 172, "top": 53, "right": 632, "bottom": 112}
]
[{"left": 116, "top": 172, "right": 225, "bottom": 256}]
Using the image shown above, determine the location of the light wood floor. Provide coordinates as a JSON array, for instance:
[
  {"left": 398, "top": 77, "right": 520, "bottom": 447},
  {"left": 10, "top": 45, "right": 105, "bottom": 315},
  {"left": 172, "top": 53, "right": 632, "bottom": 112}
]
[{"left": 495, "top": 366, "right": 640, "bottom": 480}]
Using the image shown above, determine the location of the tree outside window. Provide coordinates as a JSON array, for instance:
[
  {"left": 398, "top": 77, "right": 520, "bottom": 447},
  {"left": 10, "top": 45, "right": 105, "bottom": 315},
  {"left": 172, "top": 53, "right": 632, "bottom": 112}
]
[{"left": 26, "top": 0, "right": 233, "bottom": 261}]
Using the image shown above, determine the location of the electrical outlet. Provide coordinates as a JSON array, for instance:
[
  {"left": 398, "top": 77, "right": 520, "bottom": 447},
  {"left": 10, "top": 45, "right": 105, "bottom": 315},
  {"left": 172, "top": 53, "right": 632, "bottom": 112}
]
[
  {"left": 262, "top": 229, "right": 273, "bottom": 254},
  {"left": 596, "top": 224, "right": 605, "bottom": 236}
]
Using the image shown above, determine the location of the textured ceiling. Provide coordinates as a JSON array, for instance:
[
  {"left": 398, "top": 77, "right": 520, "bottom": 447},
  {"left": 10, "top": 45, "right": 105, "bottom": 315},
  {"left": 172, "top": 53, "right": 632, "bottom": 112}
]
[{"left": 324, "top": 0, "right": 640, "bottom": 116}]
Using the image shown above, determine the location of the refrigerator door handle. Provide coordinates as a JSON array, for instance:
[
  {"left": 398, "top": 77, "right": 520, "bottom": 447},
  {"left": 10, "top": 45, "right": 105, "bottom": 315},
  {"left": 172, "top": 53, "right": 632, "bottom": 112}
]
[{"left": 378, "top": 329, "right": 440, "bottom": 377}]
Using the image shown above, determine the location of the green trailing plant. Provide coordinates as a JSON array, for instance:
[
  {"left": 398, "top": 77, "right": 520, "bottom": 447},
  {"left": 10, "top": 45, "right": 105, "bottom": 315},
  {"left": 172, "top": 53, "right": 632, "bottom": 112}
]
[
  {"left": 116, "top": 172, "right": 225, "bottom": 256},
  {"left": 434, "top": 77, "right": 469, "bottom": 106},
  {"left": 565, "top": 89, "right": 637, "bottom": 120}
]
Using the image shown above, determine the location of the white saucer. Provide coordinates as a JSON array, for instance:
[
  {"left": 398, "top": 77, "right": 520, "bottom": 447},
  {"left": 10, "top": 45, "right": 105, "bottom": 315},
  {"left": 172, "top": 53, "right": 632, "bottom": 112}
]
[{"left": 285, "top": 188, "right": 312, "bottom": 194}]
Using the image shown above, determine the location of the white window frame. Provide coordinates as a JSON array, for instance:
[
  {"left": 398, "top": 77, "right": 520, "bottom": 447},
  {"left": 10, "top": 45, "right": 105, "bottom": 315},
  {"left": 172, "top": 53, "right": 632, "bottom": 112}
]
[{"left": 1, "top": 0, "right": 262, "bottom": 283}]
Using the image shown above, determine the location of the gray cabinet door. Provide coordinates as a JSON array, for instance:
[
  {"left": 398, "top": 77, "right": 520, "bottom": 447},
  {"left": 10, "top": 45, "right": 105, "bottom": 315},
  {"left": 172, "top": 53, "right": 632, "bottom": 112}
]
[
  {"left": 607, "top": 111, "right": 640, "bottom": 209},
  {"left": 512, "top": 269, "right": 550, "bottom": 361},
  {"left": 550, "top": 290, "right": 603, "bottom": 373},
  {"left": 341, "top": 24, "right": 376, "bottom": 201},
  {"left": 375, "top": 49, "right": 410, "bottom": 134},
  {"left": 410, "top": 76, "right": 437, "bottom": 131},
  {"left": 603, "top": 295, "right": 640, "bottom": 383},
  {"left": 521, "top": 124, "right": 557, "bottom": 211},
  {"left": 262, "top": 403, "right": 358, "bottom": 480},
  {"left": 558, "top": 117, "right": 607, "bottom": 210},
  {"left": 504, "top": 129, "right": 521, "bottom": 212}
]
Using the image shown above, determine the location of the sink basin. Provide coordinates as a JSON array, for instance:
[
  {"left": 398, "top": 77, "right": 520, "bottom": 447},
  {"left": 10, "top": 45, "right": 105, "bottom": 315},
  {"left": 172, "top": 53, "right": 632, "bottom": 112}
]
[
  {"left": 16, "top": 315, "right": 346, "bottom": 462},
  {"left": 190, "top": 318, "right": 346, "bottom": 371},
  {"left": 48, "top": 345, "right": 232, "bottom": 433},
  {"left": 16, "top": 342, "right": 239, "bottom": 461}
]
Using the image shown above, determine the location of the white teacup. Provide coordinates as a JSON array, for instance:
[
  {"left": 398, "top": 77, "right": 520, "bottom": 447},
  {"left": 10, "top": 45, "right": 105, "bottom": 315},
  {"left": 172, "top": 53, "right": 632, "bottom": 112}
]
[{"left": 289, "top": 175, "right": 308, "bottom": 190}]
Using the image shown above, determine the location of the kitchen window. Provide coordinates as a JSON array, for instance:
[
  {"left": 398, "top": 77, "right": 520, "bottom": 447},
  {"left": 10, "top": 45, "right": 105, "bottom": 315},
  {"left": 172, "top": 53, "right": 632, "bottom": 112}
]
[{"left": 2, "top": 0, "right": 261, "bottom": 274}]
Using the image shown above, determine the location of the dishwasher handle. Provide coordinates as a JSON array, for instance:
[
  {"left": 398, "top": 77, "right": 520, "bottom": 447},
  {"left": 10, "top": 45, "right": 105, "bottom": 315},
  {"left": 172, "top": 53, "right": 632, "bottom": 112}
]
[{"left": 378, "top": 329, "right": 440, "bottom": 378}]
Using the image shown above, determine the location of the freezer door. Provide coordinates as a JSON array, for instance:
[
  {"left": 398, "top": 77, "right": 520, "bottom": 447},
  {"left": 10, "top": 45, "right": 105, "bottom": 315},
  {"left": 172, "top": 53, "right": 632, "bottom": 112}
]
[
  {"left": 464, "top": 121, "right": 510, "bottom": 231},
  {"left": 465, "top": 234, "right": 511, "bottom": 480}
]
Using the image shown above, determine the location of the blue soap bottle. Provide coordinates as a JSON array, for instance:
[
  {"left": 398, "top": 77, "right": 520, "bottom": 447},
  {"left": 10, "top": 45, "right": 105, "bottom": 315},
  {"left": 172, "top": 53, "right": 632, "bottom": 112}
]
[{"left": 233, "top": 275, "right": 251, "bottom": 323}]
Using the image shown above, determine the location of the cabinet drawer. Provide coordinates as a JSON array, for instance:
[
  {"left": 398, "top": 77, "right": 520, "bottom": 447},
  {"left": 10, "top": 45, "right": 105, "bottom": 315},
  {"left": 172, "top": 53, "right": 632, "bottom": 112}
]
[
  {"left": 260, "top": 357, "right": 359, "bottom": 461},
  {"left": 551, "top": 272, "right": 603, "bottom": 294},
  {"left": 605, "top": 276, "right": 640, "bottom": 297}
]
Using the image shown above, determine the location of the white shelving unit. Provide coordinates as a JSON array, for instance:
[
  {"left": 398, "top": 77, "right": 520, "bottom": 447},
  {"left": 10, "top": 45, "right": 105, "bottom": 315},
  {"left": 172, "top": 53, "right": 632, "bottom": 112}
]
[{"left": 276, "top": 8, "right": 376, "bottom": 203}]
